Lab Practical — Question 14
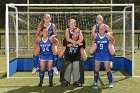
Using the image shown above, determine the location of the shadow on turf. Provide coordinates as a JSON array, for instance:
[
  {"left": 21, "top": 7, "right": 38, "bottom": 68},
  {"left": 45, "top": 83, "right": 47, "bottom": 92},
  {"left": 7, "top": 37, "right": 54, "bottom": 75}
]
[
  {"left": 0, "top": 72, "right": 6, "bottom": 79},
  {"left": 6, "top": 85, "right": 108, "bottom": 93},
  {"left": 5, "top": 76, "right": 130, "bottom": 93}
]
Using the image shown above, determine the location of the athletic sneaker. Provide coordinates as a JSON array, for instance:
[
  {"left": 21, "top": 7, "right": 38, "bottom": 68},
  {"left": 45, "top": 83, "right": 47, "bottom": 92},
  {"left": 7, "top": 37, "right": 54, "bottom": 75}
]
[
  {"left": 38, "top": 82, "right": 43, "bottom": 87},
  {"left": 61, "top": 81, "right": 70, "bottom": 87},
  {"left": 49, "top": 81, "right": 53, "bottom": 87},
  {"left": 32, "top": 67, "right": 39, "bottom": 75},
  {"left": 109, "top": 83, "right": 114, "bottom": 88},
  {"left": 91, "top": 82, "right": 98, "bottom": 87},
  {"left": 73, "top": 81, "right": 82, "bottom": 87},
  {"left": 53, "top": 67, "right": 58, "bottom": 74}
]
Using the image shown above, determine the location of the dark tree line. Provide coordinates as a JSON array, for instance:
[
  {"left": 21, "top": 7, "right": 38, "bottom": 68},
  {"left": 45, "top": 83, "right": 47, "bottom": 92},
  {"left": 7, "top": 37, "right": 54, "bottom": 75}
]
[{"left": 0, "top": 0, "right": 140, "bottom": 29}]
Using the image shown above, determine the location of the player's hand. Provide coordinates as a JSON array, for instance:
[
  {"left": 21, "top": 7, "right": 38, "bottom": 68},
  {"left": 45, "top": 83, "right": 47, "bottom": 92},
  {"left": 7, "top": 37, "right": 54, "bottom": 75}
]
[
  {"left": 49, "top": 35, "right": 56, "bottom": 40},
  {"left": 67, "top": 44, "right": 72, "bottom": 47},
  {"left": 72, "top": 41, "right": 77, "bottom": 45},
  {"left": 78, "top": 43, "right": 83, "bottom": 46}
]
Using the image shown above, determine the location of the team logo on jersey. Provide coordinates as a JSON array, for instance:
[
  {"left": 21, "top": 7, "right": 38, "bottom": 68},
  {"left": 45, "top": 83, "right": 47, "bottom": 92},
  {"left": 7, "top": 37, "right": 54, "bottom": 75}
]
[
  {"left": 97, "top": 41, "right": 107, "bottom": 44},
  {"left": 69, "top": 44, "right": 78, "bottom": 54}
]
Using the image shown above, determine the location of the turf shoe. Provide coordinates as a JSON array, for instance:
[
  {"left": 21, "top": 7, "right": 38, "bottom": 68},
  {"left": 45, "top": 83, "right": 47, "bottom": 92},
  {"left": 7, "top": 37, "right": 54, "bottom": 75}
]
[
  {"left": 53, "top": 67, "right": 58, "bottom": 75},
  {"left": 32, "top": 67, "right": 39, "bottom": 75}
]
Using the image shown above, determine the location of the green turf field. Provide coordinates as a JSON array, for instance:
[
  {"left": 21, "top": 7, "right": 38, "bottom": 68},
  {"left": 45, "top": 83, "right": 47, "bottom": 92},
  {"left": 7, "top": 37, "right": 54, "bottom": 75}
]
[{"left": 0, "top": 49, "right": 140, "bottom": 93}]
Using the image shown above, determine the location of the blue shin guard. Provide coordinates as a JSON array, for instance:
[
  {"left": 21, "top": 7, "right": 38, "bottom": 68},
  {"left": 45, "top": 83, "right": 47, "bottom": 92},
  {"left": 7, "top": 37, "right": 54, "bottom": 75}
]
[
  {"left": 33, "top": 55, "right": 39, "bottom": 68},
  {"left": 94, "top": 70, "right": 99, "bottom": 83},
  {"left": 39, "top": 70, "right": 45, "bottom": 83},
  {"left": 107, "top": 71, "right": 113, "bottom": 84},
  {"left": 48, "top": 70, "right": 53, "bottom": 82},
  {"left": 53, "top": 55, "right": 58, "bottom": 67}
]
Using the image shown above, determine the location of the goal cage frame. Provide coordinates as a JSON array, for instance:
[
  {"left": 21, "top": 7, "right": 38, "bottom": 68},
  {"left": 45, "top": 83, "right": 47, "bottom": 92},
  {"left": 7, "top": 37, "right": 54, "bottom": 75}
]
[{"left": 5, "top": 4, "right": 134, "bottom": 78}]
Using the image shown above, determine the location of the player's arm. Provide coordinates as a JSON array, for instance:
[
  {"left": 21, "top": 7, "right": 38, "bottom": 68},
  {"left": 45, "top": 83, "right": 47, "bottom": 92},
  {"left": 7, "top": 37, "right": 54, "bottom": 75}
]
[
  {"left": 34, "top": 36, "right": 41, "bottom": 49},
  {"left": 91, "top": 25, "right": 96, "bottom": 41},
  {"left": 35, "top": 41, "right": 40, "bottom": 54},
  {"left": 35, "top": 22, "right": 43, "bottom": 36},
  {"left": 91, "top": 25, "right": 96, "bottom": 34},
  {"left": 34, "top": 37, "right": 41, "bottom": 55},
  {"left": 58, "top": 46, "right": 66, "bottom": 58},
  {"left": 108, "top": 34, "right": 115, "bottom": 46},
  {"left": 50, "top": 37, "right": 59, "bottom": 44},
  {"left": 105, "top": 24, "right": 113, "bottom": 35},
  {"left": 65, "top": 29, "right": 76, "bottom": 44},
  {"left": 52, "top": 24, "right": 58, "bottom": 36},
  {"left": 76, "top": 29, "right": 84, "bottom": 44},
  {"left": 89, "top": 33, "right": 97, "bottom": 55}
]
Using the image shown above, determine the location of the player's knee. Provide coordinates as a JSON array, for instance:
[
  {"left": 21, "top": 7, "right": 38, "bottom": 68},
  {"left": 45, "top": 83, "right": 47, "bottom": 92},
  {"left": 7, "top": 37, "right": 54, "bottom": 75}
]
[
  {"left": 33, "top": 52, "right": 39, "bottom": 56},
  {"left": 48, "top": 64, "right": 53, "bottom": 71},
  {"left": 95, "top": 66, "right": 100, "bottom": 71},
  {"left": 48, "top": 67, "right": 53, "bottom": 71},
  {"left": 40, "top": 67, "right": 45, "bottom": 71},
  {"left": 105, "top": 67, "right": 110, "bottom": 72},
  {"left": 88, "top": 49, "right": 93, "bottom": 55}
]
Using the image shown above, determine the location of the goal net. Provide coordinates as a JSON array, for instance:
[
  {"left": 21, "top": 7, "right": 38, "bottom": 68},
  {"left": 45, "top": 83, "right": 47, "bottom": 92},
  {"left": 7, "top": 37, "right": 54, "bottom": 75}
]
[{"left": 6, "top": 4, "right": 134, "bottom": 78}]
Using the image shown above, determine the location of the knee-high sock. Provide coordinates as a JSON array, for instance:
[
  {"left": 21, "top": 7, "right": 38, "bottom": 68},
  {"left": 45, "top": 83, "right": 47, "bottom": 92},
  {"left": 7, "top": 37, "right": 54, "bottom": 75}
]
[
  {"left": 33, "top": 55, "right": 39, "bottom": 68},
  {"left": 107, "top": 71, "right": 113, "bottom": 84},
  {"left": 53, "top": 55, "right": 58, "bottom": 67},
  {"left": 39, "top": 70, "right": 45, "bottom": 83},
  {"left": 94, "top": 70, "right": 99, "bottom": 83},
  {"left": 48, "top": 70, "right": 53, "bottom": 82}
]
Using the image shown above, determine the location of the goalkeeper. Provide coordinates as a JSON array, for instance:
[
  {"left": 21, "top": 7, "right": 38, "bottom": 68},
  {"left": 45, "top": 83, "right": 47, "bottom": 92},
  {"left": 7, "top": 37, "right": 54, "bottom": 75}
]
[{"left": 59, "top": 28, "right": 86, "bottom": 87}]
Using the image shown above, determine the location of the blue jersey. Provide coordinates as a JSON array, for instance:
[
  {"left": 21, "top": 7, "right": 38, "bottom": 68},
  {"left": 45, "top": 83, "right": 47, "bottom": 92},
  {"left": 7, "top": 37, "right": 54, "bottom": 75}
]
[
  {"left": 95, "top": 34, "right": 111, "bottom": 62},
  {"left": 48, "top": 23, "right": 54, "bottom": 36},
  {"left": 39, "top": 38, "right": 54, "bottom": 61}
]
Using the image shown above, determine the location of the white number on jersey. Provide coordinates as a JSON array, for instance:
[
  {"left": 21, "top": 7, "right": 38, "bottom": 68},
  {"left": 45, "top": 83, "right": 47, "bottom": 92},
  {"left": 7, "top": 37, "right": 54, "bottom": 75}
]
[{"left": 100, "top": 44, "right": 103, "bottom": 50}]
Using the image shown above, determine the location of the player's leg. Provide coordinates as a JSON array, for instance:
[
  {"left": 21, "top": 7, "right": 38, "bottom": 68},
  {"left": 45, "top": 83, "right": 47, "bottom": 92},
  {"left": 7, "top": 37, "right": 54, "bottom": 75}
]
[
  {"left": 73, "top": 61, "right": 82, "bottom": 87},
  {"left": 52, "top": 41, "right": 59, "bottom": 74},
  {"left": 47, "top": 60, "right": 53, "bottom": 87},
  {"left": 61, "top": 61, "right": 72, "bottom": 87},
  {"left": 108, "top": 43, "right": 115, "bottom": 68},
  {"left": 80, "top": 39, "right": 87, "bottom": 61},
  {"left": 32, "top": 42, "right": 40, "bottom": 75},
  {"left": 104, "top": 62, "right": 113, "bottom": 88},
  {"left": 91, "top": 61, "right": 100, "bottom": 86},
  {"left": 38, "top": 60, "right": 46, "bottom": 87}
]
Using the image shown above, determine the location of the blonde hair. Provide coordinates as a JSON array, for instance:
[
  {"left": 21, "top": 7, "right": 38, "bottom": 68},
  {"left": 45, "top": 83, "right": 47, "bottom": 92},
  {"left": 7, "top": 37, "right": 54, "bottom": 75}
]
[
  {"left": 96, "top": 15, "right": 103, "bottom": 21},
  {"left": 69, "top": 19, "right": 76, "bottom": 24},
  {"left": 44, "top": 12, "right": 51, "bottom": 20}
]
